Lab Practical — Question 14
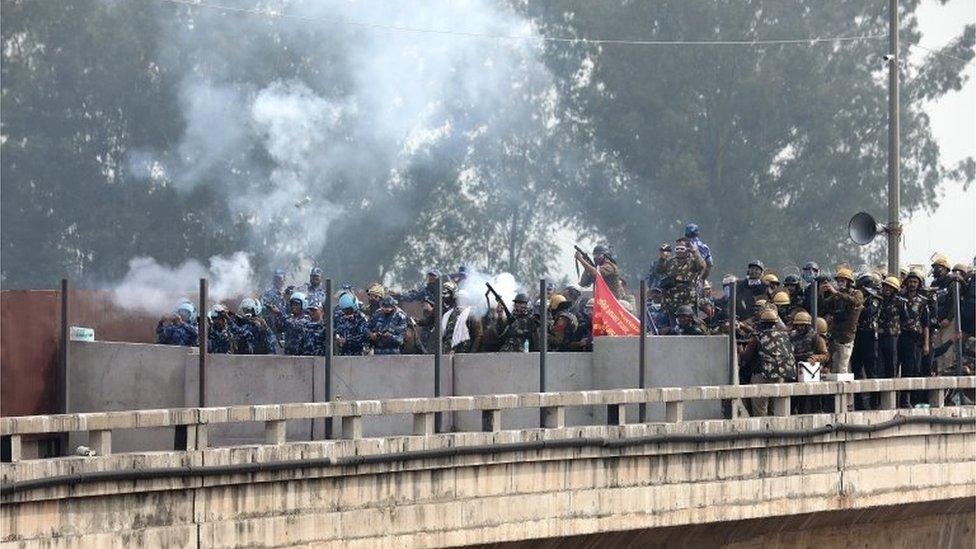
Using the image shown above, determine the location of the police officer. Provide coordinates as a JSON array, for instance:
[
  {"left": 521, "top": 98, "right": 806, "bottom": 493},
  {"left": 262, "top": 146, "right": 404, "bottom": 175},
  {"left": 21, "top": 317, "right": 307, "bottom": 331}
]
[
  {"left": 663, "top": 305, "right": 708, "bottom": 335},
  {"left": 851, "top": 273, "right": 881, "bottom": 408},
  {"left": 231, "top": 297, "right": 277, "bottom": 355},
  {"left": 655, "top": 238, "right": 706, "bottom": 320},
  {"left": 548, "top": 294, "right": 580, "bottom": 350},
  {"left": 301, "top": 267, "right": 326, "bottom": 309},
  {"left": 740, "top": 308, "right": 796, "bottom": 416},
  {"left": 497, "top": 293, "right": 536, "bottom": 352},
  {"left": 299, "top": 303, "right": 328, "bottom": 356},
  {"left": 156, "top": 300, "right": 199, "bottom": 347},
  {"left": 899, "top": 270, "right": 930, "bottom": 406},
  {"left": 335, "top": 293, "right": 371, "bottom": 356},
  {"left": 577, "top": 244, "right": 627, "bottom": 301},
  {"left": 400, "top": 269, "right": 441, "bottom": 303},
  {"left": 783, "top": 274, "right": 804, "bottom": 310},
  {"left": 646, "top": 243, "right": 671, "bottom": 291},
  {"left": 790, "top": 311, "right": 830, "bottom": 414},
  {"left": 568, "top": 298, "right": 595, "bottom": 351},
  {"left": 877, "top": 276, "right": 907, "bottom": 380},
  {"left": 762, "top": 273, "right": 781, "bottom": 301},
  {"left": 280, "top": 292, "right": 309, "bottom": 355},
  {"left": 771, "top": 291, "right": 793, "bottom": 323},
  {"left": 260, "top": 268, "right": 288, "bottom": 334},
  {"left": 734, "top": 260, "right": 769, "bottom": 318},
  {"left": 822, "top": 268, "right": 864, "bottom": 375},
  {"left": 364, "top": 283, "right": 385, "bottom": 318},
  {"left": 207, "top": 304, "right": 236, "bottom": 353},
  {"left": 370, "top": 296, "right": 408, "bottom": 355},
  {"left": 684, "top": 222, "right": 713, "bottom": 281}
]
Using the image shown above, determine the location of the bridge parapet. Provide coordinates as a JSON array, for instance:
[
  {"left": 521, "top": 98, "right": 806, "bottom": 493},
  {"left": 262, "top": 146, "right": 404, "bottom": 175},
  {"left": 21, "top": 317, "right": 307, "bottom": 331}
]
[{"left": 2, "top": 376, "right": 973, "bottom": 462}]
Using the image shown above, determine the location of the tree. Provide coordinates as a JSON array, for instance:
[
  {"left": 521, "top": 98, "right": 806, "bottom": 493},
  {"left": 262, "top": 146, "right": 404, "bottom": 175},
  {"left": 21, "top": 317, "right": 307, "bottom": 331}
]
[{"left": 525, "top": 0, "right": 975, "bottom": 281}]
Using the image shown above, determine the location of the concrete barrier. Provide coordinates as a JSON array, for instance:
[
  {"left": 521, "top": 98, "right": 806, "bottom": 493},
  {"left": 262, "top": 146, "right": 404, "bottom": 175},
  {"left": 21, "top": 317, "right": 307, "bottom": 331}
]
[
  {"left": 68, "top": 341, "right": 190, "bottom": 452},
  {"left": 452, "top": 352, "right": 593, "bottom": 430},
  {"left": 592, "top": 335, "right": 729, "bottom": 421},
  {"left": 324, "top": 355, "right": 447, "bottom": 437}
]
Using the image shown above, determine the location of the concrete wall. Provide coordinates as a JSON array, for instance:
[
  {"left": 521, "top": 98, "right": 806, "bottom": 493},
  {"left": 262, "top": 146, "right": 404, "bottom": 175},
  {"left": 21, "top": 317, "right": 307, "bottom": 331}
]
[
  {"left": 452, "top": 352, "right": 593, "bottom": 430},
  {"left": 592, "top": 335, "right": 729, "bottom": 422},
  {"left": 65, "top": 337, "right": 730, "bottom": 444},
  {"left": 68, "top": 341, "right": 191, "bottom": 452}
]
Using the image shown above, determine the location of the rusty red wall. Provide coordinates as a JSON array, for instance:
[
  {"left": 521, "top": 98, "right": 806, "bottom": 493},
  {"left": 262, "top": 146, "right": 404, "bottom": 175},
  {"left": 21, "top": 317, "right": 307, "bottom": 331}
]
[{"left": 1, "top": 290, "right": 160, "bottom": 417}]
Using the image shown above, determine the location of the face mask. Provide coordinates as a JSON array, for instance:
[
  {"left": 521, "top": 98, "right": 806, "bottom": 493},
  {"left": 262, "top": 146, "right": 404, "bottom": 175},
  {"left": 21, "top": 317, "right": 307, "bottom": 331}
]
[
  {"left": 747, "top": 278, "right": 761, "bottom": 286},
  {"left": 802, "top": 271, "right": 815, "bottom": 283}
]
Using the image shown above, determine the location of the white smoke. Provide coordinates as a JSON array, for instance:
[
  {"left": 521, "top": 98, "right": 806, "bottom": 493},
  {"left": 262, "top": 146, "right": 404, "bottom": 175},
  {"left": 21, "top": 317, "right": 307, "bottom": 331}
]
[
  {"left": 458, "top": 268, "right": 521, "bottom": 317},
  {"left": 125, "top": 0, "right": 562, "bottom": 275},
  {"left": 111, "top": 252, "right": 254, "bottom": 315}
]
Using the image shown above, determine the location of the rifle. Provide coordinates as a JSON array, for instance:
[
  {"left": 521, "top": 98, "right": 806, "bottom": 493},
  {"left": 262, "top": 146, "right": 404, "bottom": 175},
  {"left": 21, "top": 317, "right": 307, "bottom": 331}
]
[
  {"left": 574, "top": 245, "right": 594, "bottom": 268},
  {"left": 485, "top": 283, "right": 511, "bottom": 319}
]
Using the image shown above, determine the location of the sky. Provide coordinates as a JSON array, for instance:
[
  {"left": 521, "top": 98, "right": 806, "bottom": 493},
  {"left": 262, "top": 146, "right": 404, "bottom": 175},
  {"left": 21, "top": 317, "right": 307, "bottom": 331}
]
[
  {"left": 902, "top": 0, "right": 975, "bottom": 269},
  {"left": 553, "top": 0, "right": 976, "bottom": 281}
]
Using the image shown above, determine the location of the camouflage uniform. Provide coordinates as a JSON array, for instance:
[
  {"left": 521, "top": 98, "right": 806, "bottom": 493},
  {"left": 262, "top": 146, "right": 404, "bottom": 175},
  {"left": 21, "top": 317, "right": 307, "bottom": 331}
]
[
  {"left": 301, "top": 321, "right": 328, "bottom": 356},
  {"left": 442, "top": 307, "right": 482, "bottom": 353},
  {"left": 549, "top": 310, "right": 580, "bottom": 351},
  {"left": 156, "top": 321, "right": 199, "bottom": 347},
  {"left": 754, "top": 327, "right": 797, "bottom": 382},
  {"left": 281, "top": 315, "right": 310, "bottom": 356},
  {"left": 336, "top": 311, "right": 371, "bottom": 356},
  {"left": 668, "top": 319, "right": 709, "bottom": 336},
  {"left": 369, "top": 308, "right": 408, "bottom": 355},
  {"left": 497, "top": 314, "right": 536, "bottom": 352},
  {"left": 655, "top": 249, "right": 706, "bottom": 318},
  {"left": 207, "top": 326, "right": 236, "bottom": 354},
  {"left": 302, "top": 284, "right": 327, "bottom": 309},
  {"left": 580, "top": 261, "right": 626, "bottom": 301},
  {"left": 231, "top": 317, "right": 277, "bottom": 355}
]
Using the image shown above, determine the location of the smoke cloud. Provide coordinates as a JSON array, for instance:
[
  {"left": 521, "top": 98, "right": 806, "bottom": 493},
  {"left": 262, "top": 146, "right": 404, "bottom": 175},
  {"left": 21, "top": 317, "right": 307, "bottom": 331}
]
[
  {"left": 111, "top": 252, "right": 254, "bottom": 315},
  {"left": 124, "top": 0, "right": 566, "bottom": 284},
  {"left": 458, "top": 268, "right": 521, "bottom": 317}
]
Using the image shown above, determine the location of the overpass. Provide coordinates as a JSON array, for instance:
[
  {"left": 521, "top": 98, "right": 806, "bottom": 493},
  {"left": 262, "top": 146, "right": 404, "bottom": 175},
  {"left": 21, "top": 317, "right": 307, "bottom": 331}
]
[{"left": 2, "top": 376, "right": 974, "bottom": 547}]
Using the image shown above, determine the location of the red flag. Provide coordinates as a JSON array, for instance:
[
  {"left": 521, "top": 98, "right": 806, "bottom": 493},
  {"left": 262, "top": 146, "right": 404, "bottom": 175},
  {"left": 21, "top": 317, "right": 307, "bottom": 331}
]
[{"left": 591, "top": 271, "right": 640, "bottom": 336}]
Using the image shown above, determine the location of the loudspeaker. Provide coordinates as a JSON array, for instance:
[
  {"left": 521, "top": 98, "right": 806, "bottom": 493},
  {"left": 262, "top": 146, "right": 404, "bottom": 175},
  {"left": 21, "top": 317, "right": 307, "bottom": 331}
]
[{"left": 848, "top": 212, "right": 882, "bottom": 245}]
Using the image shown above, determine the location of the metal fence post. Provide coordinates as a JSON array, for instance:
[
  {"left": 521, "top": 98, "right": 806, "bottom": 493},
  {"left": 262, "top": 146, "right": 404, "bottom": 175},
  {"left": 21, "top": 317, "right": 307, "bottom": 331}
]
[
  {"left": 539, "top": 279, "right": 549, "bottom": 427},
  {"left": 639, "top": 280, "right": 647, "bottom": 422},
  {"left": 198, "top": 278, "right": 208, "bottom": 407},
  {"left": 324, "top": 278, "right": 333, "bottom": 439},
  {"left": 434, "top": 276, "right": 443, "bottom": 432}
]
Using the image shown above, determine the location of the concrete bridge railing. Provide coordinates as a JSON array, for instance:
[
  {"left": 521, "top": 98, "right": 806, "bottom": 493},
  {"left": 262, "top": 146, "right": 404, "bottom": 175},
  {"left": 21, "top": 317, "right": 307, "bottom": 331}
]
[{"left": 3, "top": 376, "right": 973, "bottom": 462}]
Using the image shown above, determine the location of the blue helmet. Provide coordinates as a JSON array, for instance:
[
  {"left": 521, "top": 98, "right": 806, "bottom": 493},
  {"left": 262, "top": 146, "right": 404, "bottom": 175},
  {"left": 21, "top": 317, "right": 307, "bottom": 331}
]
[
  {"left": 381, "top": 295, "right": 397, "bottom": 307},
  {"left": 338, "top": 293, "right": 357, "bottom": 310},
  {"left": 685, "top": 223, "right": 700, "bottom": 238},
  {"left": 239, "top": 297, "right": 262, "bottom": 315},
  {"left": 427, "top": 268, "right": 442, "bottom": 278},
  {"left": 175, "top": 300, "right": 196, "bottom": 320},
  {"left": 273, "top": 268, "right": 287, "bottom": 279},
  {"left": 289, "top": 291, "right": 307, "bottom": 310},
  {"left": 310, "top": 267, "right": 323, "bottom": 277}
]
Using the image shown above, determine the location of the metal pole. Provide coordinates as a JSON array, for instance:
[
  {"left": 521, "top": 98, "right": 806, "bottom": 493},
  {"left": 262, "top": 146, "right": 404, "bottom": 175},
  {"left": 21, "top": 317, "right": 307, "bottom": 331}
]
[
  {"left": 58, "top": 278, "right": 70, "bottom": 456},
  {"left": 728, "top": 279, "right": 738, "bottom": 386},
  {"left": 639, "top": 280, "right": 647, "bottom": 422},
  {"left": 434, "top": 276, "right": 443, "bottom": 432},
  {"left": 953, "top": 280, "right": 963, "bottom": 376},
  {"left": 887, "top": 0, "right": 901, "bottom": 275},
  {"left": 324, "top": 279, "right": 333, "bottom": 439},
  {"left": 539, "top": 278, "right": 548, "bottom": 427},
  {"left": 198, "top": 278, "right": 208, "bottom": 407},
  {"left": 810, "top": 279, "right": 819, "bottom": 327}
]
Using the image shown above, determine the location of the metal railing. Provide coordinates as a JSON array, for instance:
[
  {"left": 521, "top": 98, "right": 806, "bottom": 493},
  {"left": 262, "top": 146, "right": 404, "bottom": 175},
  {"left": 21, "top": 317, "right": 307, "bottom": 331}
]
[{"left": 2, "top": 376, "right": 973, "bottom": 462}]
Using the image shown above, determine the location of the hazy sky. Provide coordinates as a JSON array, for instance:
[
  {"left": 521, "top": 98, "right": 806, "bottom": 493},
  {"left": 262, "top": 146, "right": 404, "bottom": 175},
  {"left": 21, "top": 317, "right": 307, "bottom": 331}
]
[{"left": 903, "top": 0, "right": 975, "bottom": 269}]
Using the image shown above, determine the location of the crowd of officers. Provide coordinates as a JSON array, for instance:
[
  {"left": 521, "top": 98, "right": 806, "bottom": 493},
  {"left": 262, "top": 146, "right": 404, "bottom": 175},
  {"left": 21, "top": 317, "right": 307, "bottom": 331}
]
[{"left": 156, "top": 223, "right": 975, "bottom": 413}]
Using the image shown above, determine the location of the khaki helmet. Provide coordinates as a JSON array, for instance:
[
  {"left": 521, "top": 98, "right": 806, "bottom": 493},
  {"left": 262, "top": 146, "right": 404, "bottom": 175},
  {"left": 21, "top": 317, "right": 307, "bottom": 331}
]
[
  {"left": 772, "top": 291, "right": 791, "bottom": 306},
  {"left": 759, "top": 308, "right": 779, "bottom": 322},
  {"left": 367, "top": 283, "right": 385, "bottom": 298},
  {"left": 815, "top": 317, "right": 828, "bottom": 335},
  {"left": 835, "top": 268, "right": 855, "bottom": 282},
  {"left": 762, "top": 273, "right": 780, "bottom": 285},
  {"left": 904, "top": 270, "right": 924, "bottom": 284},
  {"left": 792, "top": 311, "right": 812, "bottom": 325},
  {"left": 931, "top": 254, "right": 950, "bottom": 270},
  {"left": 548, "top": 294, "right": 568, "bottom": 311},
  {"left": 882, "top": 276, "right": 901, "bottom": 291}
]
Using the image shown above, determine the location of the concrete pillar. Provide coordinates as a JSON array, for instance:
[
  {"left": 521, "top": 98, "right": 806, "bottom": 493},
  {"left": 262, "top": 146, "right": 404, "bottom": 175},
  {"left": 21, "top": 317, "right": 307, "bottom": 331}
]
[
  {"left": 928, "top": 389, "right": 944, "bottom": 408},
  {"left": 880, "top": 391, "right": 897, "bottom": 410},
  {"left": 772, "top": 397, "right": 791, "bottom": 417},
  {"left": 481, "top": 410, "right": 501, "bottom": 433},
  {"left": 413, "top": 413, "right": 435, "bottom": 436},
  {"left": 665, "top": 401, "right": 684, "bottom": 423},
  {"left": 265, "top": 420, "right": 286, "bottom": 445},
  {"left": 89, "top": 430, "right": 112, "bottom": 456},
  {"left": 341, "top": 416, "right": 362, "bottom": 440},
  {"left": 542, "top": 406, "right": 565, "bottom": 429},
  {"left": 4, "top": 435, "right": 22, "bottom": 462},
  {"left": 607, "top": 404, "right": 626, "bottom": 426}
]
